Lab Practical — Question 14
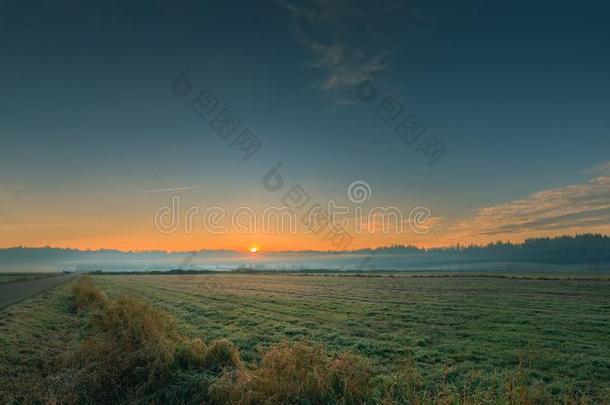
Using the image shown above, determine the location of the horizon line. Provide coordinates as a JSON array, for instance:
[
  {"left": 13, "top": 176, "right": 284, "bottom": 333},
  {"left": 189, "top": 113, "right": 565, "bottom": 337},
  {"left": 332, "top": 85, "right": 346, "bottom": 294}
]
[{"left": 1, "top": 233, "right": 608, "bottom": 254}]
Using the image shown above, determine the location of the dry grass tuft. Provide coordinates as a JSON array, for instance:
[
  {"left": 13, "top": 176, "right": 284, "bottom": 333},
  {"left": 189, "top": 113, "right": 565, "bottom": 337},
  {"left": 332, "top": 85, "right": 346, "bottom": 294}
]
[
  {"left": 210, "top": 340, "right": 373, "bottom": 404},
  {"left": 59, "top": 296, "right": 180, "bottom": 402},
  {"left": 330, "top": 352, "right": 375, "bottom": 402},
  {"left": 71, "top": 276, "right": 107, "bottom": 311},
  {"left": 176, "top": 337, "right": 208, "bottom": 369},
  {"left": 203, "top": 339, "right": 241, "bottom": 373}
]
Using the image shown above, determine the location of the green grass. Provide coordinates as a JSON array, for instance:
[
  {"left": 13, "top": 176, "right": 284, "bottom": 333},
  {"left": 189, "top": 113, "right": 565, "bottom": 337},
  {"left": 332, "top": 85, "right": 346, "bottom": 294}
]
[
  {"left": 93, "top": 273, "right": 610, "bottom": 400},
  {"left": 0, "top": 282, "right": 82, "bottom": 402},
  {"left": 1, "top": 272, "right": 610, "bottom": 402}
]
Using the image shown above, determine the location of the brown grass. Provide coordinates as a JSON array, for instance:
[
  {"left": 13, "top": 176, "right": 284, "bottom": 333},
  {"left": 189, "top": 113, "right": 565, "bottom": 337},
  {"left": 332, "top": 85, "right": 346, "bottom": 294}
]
[
  {"left": 176, "top": 337, "right": 208, "bottom": 369},
  {"left": 203, "top": 339, "right": 242, "bottom": 373},
  {"left": 210, "top": 340, "right": 373, "bottom": 404},
  {"left": 57, "top": 296, "right": 180, "bottom": 403},
  {"left": 71, "top": 276, "right": 107, "bottom": 311}
]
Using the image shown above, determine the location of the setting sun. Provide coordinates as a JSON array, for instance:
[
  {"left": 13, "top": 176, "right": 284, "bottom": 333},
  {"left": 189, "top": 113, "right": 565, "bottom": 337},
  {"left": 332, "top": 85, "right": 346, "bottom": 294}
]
[{"left": 248, "top": 246, "right": 259, "bottom": 254}]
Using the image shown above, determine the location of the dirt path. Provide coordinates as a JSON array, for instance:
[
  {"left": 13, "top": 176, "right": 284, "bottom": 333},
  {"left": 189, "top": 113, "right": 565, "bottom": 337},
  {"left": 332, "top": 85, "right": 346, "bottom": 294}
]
[{"left": 0, "top": 274, "right": 77, "bottom": 310}]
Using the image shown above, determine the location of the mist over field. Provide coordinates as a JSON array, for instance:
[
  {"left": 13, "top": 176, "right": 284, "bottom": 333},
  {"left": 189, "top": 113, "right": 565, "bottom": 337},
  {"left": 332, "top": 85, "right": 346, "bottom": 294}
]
[{"left": 2, "top": 235, "right": 610, "bottom": 273}]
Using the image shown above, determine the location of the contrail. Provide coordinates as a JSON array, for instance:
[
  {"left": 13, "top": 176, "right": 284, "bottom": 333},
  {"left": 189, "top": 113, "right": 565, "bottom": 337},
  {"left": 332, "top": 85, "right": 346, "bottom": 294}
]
[{"left": 144, "top": 186, "right": 200, "bottom": 193}]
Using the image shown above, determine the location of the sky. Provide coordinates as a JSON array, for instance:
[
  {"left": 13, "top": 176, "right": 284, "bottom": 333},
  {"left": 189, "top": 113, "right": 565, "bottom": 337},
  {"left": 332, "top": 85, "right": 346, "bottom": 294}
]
[{"left": 1, "top": 0, "right": 610, "bottom": 252}]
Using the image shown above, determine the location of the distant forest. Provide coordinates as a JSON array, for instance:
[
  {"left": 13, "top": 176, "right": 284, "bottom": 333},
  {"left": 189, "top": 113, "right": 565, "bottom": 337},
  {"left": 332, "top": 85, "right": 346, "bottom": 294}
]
[
  {"left": 1, "top": 234, "right": 610, "bottom": 267},
  {"left": 352, "top": 234, "right": 610, "bottom": 265}
]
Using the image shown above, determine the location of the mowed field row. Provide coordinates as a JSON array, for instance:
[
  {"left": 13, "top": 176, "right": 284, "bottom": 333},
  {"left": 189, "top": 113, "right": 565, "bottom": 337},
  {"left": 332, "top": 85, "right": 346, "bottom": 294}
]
[{"left": 93, "top": 274, "right": 610, "bottom": 397}]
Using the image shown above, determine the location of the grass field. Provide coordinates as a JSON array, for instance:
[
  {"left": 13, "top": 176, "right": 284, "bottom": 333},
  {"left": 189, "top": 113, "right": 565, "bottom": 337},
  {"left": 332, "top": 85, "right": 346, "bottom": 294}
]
[
  {"left": 0, "top": 282, "right": 81, "bottom": 402},
  {"left": 1, "top": 272, "right": 610, "bottom": 403},
  {"left": 95, "top": 273, "right": 610, "bottom": 398}
]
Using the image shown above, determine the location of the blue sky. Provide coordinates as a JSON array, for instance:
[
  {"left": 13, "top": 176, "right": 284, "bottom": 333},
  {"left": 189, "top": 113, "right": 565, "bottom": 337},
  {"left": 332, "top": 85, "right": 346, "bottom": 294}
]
[{"left": 1, "top": 0, "right": 609, "bottom": 250}]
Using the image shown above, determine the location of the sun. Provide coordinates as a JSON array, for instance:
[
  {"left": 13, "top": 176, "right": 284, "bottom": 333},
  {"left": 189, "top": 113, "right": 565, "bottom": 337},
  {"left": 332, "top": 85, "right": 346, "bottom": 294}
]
[{"left": 248, "top": 246, "right": 259, "bottom": 254}]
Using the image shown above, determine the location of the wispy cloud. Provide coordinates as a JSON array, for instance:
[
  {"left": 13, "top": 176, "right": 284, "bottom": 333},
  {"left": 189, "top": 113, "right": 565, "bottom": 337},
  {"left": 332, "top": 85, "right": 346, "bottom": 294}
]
[
  {"left": 588, "top": 161, "right": 610, "bottom": 176},
  {"left": 276, "top": 0, "right": 388, "bottom": 97},
  {"left": 448, "top": 168, "right": 610, "bottom": 242},
  {"left": 307, "top": 41, "right": 386, "bottom": 92},
  {"left": 144, "top": 186, "right": 200, "bottom": 194}
]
